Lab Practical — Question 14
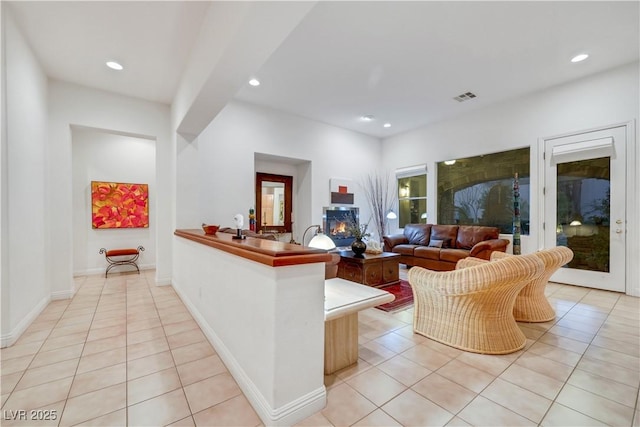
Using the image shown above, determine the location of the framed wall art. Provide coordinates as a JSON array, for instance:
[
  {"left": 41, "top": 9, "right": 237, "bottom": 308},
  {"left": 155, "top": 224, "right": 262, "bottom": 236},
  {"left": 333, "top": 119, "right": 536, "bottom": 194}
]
[{"left": 91, "top": 181, "right": 149, "bottom": 229}]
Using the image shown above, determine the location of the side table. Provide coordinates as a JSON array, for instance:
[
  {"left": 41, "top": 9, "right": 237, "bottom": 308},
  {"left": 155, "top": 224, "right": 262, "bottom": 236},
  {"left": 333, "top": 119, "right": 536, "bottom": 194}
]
[{"left": 337, "top": 251, "right": 400, "bottom": 287}]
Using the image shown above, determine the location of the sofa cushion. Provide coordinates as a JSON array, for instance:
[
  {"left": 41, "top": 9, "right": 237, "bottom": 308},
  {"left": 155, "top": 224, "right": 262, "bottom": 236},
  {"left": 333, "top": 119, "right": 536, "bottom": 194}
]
[
  {"left": 414, "top": 246, "right": 441, "bottom": 261},
  {"left": 403, "top": 224, "right": 431, "bottom": 245},
  {"left": 428, "top": 239, "right": 444, "bottom": 248},
  {"left": 456, "top": 226, "right": 500, "bottom": 250},
  {"left": 392, "top": 244, "right": 419, "bottom": 256},
  {"left": 440, "top": 248, "right": 470, "bottom": 264},
  {"left": 430, "top": 225, "right": 458, "bottom": 248}
]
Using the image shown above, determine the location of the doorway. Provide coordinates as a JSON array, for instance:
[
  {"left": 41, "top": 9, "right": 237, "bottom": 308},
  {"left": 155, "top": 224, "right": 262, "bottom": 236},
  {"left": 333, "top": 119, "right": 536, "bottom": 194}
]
[{"left": 543, "top": 125, "right": 626, "bottom": 292}]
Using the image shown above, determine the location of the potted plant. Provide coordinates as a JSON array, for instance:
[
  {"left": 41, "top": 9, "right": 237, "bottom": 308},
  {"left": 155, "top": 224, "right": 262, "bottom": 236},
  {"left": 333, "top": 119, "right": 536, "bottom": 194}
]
[{"left": 346, "top": 217, "right": 370, "bottom": 256}]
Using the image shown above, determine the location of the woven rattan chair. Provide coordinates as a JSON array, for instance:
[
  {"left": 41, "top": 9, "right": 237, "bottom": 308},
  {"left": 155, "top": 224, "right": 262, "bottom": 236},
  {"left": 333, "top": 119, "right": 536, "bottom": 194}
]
[
  {"left": 408, "top": 253, "right": 544, "bottom": 354},
  {"left": 490, "top": 246, "right": 574, "bottom": 322}
]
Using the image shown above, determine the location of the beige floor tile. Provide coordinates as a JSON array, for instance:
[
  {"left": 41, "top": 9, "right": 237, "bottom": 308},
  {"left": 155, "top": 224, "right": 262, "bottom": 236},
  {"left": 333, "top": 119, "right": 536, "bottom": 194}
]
[
  {"left": 128, "top": 388, "right": 191, "bottom": 426},
  {"left": 514, "top": 353, "right": 574, "bottom": 382},
  {"left": 48, "top": 322, "right": 91, "bottom": 339},
  {"left": 436, "top": 359, "right": 495, "bottom": 393},
  {"left": 420, "top": 338, "right": 464, "bottom": 358},
  {"left": 519, "top": 324, "right": 546, "bottom": 340},
  {"left": 556, "top": 384, "right": 635, "bottom": 426},
  {"left": 1, "top": 356, "right": 33, "bottom": 375},
  {"left": 334, "top": 358, "right": 373, "bottom": 381},
  {"left": 56, "top": 315, "right": 93, "bottom": 328},
  {"left": 158, "top": 304, "right": 190, "bottom": 318},
  {"left": 40, "top": 332, "right": 88, "bottom": 352},
  {"left": 77, "top": 408, "right": 126, "bottom": 426},
  {"left": 352, "top": 409, "right": 402, "bottom": 426},
  {"left": 14, "top": 328, "right": 51, "bottom": 345},
  {"left": 596, "top": 326, "right": 640, "bottom": 346},
  {"left": 86, "top": 324, "right": 126, "bottom": 342},
  {"left": 88, "top": 316, "right": 125, "bottom": 331},
  {"left": 167, "top": 328, "right": 207, "bottom": 349},
  {"left": 372, "top": 332, "right": 418, "bottom": 353},
  {"left": 458, "top": 395, "right": 536, "bottom": 426},
  {"left": 1, "top": 372, "right": 23, "bottom": 395},
  {"left": 15, "top": 358, "right": 79, "bottom": 390},
  {"left": 546, "top": 324, "right": 595, "bottom": 343},
  {"left": 537, "top": 332, "right": 590, "bottom": 354},
  {"left": 481, "top": 378, "right": 552, "bottom": 423},
  {"left": 376, "top": 355, "right": 431, "bottom": 387},
  {"left": 526, "top": 341, "right": 583, "bottom": 367},
  {"left": 321, "top": 383, "right": 377, "bottom": 426},
  {"left": 576, "top": 356, "right": 640, "bottom": 387},
  {"left": 127, "top": 317, "right": 163, "bottom": 332},
  {"left": 294, "top": 411, "right": 334, "bottom": 426},
  {"left": 584, "top": 345, "right": 640, "bottom": 371},
  {"left": 167, "top": 415, "right": 196, "bottom": 427},
  {"left": 160, "top": 311, "right": 194, "bottom": 326},
  {"left": 1, "top": 341, "right": 43, "bottom": 361},
  {"left": 176, "top": 354, "right": 228, "bottom": 386},
  {"left": 498, "top": 363, "right": 565, "bottom": 400},
  {"left": 192, "top": 394, "right": 261, "bottom": 427},
  {"left": 445, "top": 416, "right": 473, "bottom": 426},
  {"left": 23, "top": 320, "right": 57, "bottom": 333},
  {"left": 400, "top": 345, "right": 454, "bottom": 371},
  {"left": 455, "top": 351, "right": 515, "bottom": 376},
  {"left": 127, "top": 326, "right": 166, "bottom": 345},
  {"left": 69, "top": 363, "right": 126, "bottom": 397},
  {"left": 345, "top": 367, "right": 406, "bottom": 406},
  {"left": 81, "top": 335, "right": 126, "bottom": 357},
  {"left": 127, "top": 367, "right": 182, "bottom": 405},
  {"left": 382, "top": 389, "right": 454, "bottom": 426},
  {"left": 3, "top": 377, "right": 73, "bottom": 412},
  {"left": 183, "top": 372, "right": 242, "bottom": 413},
  {"left": 59, "top": 383, "right": 126, "bottom": 426},
  {"left": 76, "top": 347, "right": 126, "bottom": 374},
  {"left": 411, "top": 373, "right": 477, "bottom": 414},
  {"left": 126, "top": 336, "right": 170, "bottom": 361},
  {"left": 164, "top": 319, "right": 199, "bottom": 336},
  {"left": 358, "top": 340, "right": 397, "bottom": 366},
  {"left": 29, "top": 344, "right": 83, "bottom": 370},
  {"left": 127, "top": 350, "right": 176, "bottom": 380},
  {"left": 171, "top": 340, "right": 216, "bottom": 366},
  {"left": 540, "top": 402, "right": 604, "bottom": 426},
  {"left": 567, "top": 369, "right": 638, "bottom": 407},
  {"left": 591, "top": 334, "right": 640, "bottom": 357}
]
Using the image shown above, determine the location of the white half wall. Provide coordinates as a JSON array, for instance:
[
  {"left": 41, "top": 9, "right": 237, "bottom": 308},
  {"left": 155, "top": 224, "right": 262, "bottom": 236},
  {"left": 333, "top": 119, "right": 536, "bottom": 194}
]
[
  {"left": 382, "top": 62, "right": 639, "bottom": 295},
  {"left": 176, "top": 100, "right": 383, "bottom": 243},
  {"left": 48, "top": 81, "right": 171, "bottom": 292},
  {"left": 1, "top": 6, "right": 50, "bottom": 346},
  {"left": 71, "top": 128, "right": 156, "bottom": 276}
]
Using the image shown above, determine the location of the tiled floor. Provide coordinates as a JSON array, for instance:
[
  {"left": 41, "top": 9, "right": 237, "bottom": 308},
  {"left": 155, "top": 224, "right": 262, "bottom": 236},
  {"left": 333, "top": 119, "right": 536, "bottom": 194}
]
[{"left": 1, "top": 268, "right": 639, "bottom": 426}]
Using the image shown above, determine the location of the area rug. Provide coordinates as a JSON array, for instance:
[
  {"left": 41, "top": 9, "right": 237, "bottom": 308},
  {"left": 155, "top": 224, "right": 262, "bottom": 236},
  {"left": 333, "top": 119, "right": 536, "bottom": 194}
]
[{"left": 376, "top": 280, "right": 414, "bottom": 312}]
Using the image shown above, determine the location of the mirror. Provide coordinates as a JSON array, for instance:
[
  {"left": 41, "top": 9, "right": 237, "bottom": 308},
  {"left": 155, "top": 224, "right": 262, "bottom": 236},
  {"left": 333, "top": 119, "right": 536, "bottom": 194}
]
[{"left": 255, "top": 172, "right": 293, "bottom": 233}]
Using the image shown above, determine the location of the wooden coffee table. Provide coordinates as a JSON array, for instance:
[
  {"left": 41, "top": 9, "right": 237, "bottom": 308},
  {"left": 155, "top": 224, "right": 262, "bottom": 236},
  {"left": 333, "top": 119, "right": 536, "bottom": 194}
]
[{"left": 336, "top": 250, "right": 400, "bottom": 288}]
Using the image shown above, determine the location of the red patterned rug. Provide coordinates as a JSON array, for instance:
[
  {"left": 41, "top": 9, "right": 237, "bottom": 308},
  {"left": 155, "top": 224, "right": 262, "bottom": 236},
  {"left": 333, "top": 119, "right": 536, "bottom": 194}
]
[{"left": 376, "top": 280, "right": 414, "bottom": 312}]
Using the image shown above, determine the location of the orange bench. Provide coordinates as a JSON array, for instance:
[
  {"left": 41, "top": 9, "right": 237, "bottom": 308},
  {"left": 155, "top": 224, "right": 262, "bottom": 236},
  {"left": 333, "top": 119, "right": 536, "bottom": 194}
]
[{"left": 99, "top": 246, "right": 145, "bottom": 277}]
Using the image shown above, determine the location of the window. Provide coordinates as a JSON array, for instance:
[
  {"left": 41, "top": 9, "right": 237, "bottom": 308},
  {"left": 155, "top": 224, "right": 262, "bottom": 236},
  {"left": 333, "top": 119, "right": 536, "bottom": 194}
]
[
  {"left": 397, "top": 174, "right": 427, "bottom": 228},
  {"left": 437, "top": 148, "right": 530, "bottom": 234}
]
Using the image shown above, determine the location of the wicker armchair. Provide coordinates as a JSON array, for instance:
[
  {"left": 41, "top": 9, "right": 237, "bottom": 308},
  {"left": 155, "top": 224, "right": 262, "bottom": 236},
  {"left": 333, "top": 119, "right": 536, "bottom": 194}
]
[
  {"left": 490, "top": 247, "right": 574, "bottom": 322},
  {"left": 408, "top": 253, "right": 544, "bottom": 354}
]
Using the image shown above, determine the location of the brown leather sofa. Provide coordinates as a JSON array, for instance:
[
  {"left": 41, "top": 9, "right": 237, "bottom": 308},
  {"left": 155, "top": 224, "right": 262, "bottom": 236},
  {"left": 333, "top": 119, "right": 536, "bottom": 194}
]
[{"left": 383, "top": 224, "right": 509, "bottom": 271}]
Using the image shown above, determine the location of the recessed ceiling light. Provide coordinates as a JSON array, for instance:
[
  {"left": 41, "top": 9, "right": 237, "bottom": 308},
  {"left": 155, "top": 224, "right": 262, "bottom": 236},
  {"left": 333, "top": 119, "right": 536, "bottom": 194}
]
[
  {"left": 106, "top": 61, "right": 123, "bottom": 71},
  {"left": 571, "top": 53, "right": 589, "bottom": 63},
  {"left": 361, "top": 115, "right": 375, "bottom": 122},
  {"left": 383, "top": 123, "right": 391, "bottom": 128},
  {"left": 249, "top": 78, "right": 260, "bottom": 86}
]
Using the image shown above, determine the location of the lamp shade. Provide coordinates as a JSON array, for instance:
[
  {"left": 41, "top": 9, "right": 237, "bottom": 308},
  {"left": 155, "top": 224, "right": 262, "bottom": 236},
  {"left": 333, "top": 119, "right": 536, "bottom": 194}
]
[
  {"left": 308, "top": 233, "right": 336, "bottom": 250},
  {"left": 386, "top": 210, "right": 397, "bottom": 220}
]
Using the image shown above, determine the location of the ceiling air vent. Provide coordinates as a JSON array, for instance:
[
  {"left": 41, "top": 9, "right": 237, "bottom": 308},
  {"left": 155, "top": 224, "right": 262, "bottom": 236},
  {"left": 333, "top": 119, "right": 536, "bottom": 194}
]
[{"left": 453, "top": 92, "right": 477, "bottom": 102}]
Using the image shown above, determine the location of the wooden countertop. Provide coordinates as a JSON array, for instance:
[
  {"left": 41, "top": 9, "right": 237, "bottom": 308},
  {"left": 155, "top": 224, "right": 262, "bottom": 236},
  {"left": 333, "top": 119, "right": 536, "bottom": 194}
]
[{"left": 174, "top": 229, "right": 331, "bottom": 267}]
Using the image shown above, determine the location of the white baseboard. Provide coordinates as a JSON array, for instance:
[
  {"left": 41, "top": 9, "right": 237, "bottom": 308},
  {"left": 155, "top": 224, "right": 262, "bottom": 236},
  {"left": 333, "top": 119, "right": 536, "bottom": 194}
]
[
  {"left": 0, "top": 295, "right": 50, "bottom": 348},
  {"left": 154, "top": 276, "right": 172, "bottom": 286},
  {"left": 172, "top": 279, "right": 326, "bottom": 426},
  {"left": 73, "top": 263, "right": 155, "bottom": 277},
  {"left": 51, "top": 288, "right": 75, "bottom": 300}
]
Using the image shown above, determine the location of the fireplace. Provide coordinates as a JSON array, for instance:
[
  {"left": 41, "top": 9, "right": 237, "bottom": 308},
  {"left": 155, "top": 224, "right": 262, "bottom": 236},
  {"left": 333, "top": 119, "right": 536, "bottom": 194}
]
[{"left": 323, "top": 206, "right": 359, "bottom": 247}]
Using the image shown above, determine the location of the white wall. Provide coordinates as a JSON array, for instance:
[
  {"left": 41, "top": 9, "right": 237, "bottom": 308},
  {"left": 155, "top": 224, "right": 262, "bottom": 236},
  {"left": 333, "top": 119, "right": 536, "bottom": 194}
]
[
  {"left": 176, "top": 100, "right": 383, "bottom": 243},
  {"left": 71, "top": 128, "right": 156, "bottom": 275},
  {"left": 48, "top": 81, "right": 172, "bottom": 292},
  {"left": 382, "top": 62, "right": 639, "bottom": 295},
  {"left": 1, "top": 7, "right": 50, "bottom": 346}
]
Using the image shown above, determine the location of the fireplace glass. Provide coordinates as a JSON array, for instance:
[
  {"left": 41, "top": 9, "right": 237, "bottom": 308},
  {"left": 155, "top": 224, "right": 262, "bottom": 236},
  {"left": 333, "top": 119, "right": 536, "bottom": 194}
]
[{"left": 323, "top": 207, "right": 359, "bottom": 247}]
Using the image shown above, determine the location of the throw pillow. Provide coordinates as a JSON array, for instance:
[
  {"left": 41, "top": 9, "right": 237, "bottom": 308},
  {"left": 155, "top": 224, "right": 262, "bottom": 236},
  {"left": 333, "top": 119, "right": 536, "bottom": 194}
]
[{"left": 428, "top": 239, "right": 444, "bottom": 248}]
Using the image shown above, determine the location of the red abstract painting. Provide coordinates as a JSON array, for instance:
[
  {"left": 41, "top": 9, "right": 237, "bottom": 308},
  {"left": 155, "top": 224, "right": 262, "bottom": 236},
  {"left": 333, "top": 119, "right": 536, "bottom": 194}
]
[{"left": 91, "top": 181, "right": 149, "bottom": 229}]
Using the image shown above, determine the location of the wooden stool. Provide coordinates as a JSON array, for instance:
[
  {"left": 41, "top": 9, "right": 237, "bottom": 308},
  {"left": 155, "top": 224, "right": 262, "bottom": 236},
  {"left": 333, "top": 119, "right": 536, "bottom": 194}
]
[{"left": 99, "top": 246, "right": 145, "bottom": 277}]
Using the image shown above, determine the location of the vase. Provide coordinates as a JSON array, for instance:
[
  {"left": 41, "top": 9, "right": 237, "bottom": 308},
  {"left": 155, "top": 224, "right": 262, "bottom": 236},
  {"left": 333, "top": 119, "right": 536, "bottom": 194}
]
[{"left": 351, "top": 238, "right": 366, "bottom": 256}]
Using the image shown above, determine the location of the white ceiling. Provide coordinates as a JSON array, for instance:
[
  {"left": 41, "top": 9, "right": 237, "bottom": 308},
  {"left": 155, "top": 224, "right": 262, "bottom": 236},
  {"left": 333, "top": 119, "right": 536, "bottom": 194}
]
[{"left": 8, "top": 1, "right": 639, "bottom": 138}]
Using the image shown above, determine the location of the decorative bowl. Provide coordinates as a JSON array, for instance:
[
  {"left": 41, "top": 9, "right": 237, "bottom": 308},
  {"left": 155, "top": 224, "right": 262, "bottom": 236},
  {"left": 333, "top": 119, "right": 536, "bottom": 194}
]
[{"left": 202, "top": 224, "right": 220, "bottom": 235}]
